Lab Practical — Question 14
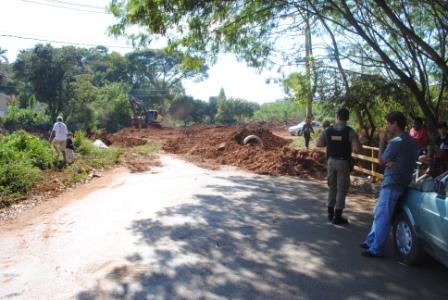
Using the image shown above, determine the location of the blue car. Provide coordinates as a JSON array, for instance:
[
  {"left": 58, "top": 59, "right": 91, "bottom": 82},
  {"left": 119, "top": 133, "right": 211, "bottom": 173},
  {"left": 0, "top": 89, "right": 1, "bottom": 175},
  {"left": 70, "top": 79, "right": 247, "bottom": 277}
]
[{"left": 393, "top": 171, "right": 448, "bottom": 266}]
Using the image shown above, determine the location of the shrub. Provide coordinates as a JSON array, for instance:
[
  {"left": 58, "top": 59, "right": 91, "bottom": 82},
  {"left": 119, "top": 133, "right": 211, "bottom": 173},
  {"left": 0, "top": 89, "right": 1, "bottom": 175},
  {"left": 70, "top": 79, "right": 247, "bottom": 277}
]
[
  {"left": 73, "top": 130, "right": 95, "bottom": 155},
  {"left": 3, "top": 107, "right": 50, "bottom": 131},
  {"left": 0, "top": 161, "right": 40, "bottom": 195},
  {"left": 0, "top": 130, "right": 55, "bottom": 169}
]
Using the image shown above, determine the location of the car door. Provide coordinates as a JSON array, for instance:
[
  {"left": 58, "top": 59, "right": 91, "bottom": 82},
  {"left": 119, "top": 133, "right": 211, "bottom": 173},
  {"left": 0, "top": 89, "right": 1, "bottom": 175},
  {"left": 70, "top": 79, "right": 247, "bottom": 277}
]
[{"left": 418, "top": 173, "right": 448, "bottom": 256}]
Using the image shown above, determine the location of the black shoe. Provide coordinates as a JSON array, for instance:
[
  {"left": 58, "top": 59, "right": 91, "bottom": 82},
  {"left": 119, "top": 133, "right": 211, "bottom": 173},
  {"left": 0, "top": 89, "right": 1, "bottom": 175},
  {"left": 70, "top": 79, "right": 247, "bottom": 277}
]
[
  {"left": 327, "top": 206, "right": 334, "bottom": 222},
  {"left": 359, "top": 243, "right": 369, "bottom": 250},
  {"left": 332, "top": 209, "right": 348, "bottom": 225},
  {"left": 361, "top": 250, "right": 383, "bottom": 258}
]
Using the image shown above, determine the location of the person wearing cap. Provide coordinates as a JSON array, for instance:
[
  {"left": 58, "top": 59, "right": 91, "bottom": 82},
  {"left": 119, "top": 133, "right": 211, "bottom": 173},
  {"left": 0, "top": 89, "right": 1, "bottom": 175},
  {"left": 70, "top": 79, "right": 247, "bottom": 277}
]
[
  {"left": 316, "top": 108, "right": 362, "bottom": 225},
  {"left": 50, "top": 116, "right": 68, "bottom": 162},
  {"left": 360, "top": 111, "right": 419, "bottom": 258}
]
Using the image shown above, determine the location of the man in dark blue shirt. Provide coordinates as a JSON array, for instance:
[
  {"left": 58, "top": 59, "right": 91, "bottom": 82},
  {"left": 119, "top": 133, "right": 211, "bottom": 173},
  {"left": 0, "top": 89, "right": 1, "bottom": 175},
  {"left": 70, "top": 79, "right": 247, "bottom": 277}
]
[{"left": 361, "top": 112, "right": 419, "bottom": 258}]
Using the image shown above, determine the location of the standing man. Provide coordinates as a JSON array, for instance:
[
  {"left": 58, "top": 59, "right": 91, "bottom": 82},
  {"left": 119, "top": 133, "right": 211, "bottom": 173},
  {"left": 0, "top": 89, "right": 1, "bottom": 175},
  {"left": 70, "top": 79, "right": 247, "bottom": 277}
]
[
  {"left": 50, "top": 116, "right": 68, "bottom": 162},
  {"left": 302, "top": 117, "right": 314, "bottom": 150},
  {"left": 360, "top": 112, "right": 418, "bottom": 258},
  {"left": 316, "top": 108, "right": 362, "bottom": 225}
]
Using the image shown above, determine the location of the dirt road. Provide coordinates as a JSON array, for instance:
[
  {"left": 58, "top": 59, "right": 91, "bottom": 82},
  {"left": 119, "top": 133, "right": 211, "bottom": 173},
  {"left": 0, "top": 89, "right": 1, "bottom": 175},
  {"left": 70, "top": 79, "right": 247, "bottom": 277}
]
[{"left": 1, "top": 155, "right": 447, "bottom": 299}]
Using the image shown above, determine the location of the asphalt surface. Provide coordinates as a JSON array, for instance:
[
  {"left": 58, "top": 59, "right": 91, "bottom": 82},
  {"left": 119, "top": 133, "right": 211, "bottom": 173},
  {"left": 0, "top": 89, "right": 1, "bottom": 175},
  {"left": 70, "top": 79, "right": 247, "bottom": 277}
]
[{"left": 1, "top": 155, "right": 447, "bottom": 300}]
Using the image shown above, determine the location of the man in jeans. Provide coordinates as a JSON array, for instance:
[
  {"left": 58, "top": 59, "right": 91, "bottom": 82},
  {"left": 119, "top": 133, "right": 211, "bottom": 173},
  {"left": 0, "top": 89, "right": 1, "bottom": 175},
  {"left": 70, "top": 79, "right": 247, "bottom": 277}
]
[
  {"left": 361, "top": 111, "right": 418, "bottom": 258},
  {"left": 316, "top": 108, "right": 361, "bottom": 225}
]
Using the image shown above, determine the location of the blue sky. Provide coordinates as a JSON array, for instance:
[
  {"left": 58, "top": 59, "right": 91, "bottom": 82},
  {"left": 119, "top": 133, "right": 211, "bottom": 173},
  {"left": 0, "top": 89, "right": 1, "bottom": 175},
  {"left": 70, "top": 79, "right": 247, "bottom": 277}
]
[{"left": 0, "top": 0, "right": 286, "bottom": 104}]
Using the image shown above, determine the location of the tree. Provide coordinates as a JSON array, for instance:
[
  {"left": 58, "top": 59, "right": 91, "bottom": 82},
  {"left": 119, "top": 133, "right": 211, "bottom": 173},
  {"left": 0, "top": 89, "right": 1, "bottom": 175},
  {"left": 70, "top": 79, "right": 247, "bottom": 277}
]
[
  {"left": 168, "top": 95, "right": 195, "bottom": 126},
  {"left": 0, "top": 47, "right": 9, "bottom": 89},
  {"left": 252, "top": 100, "right": 305, "bottom": 124},
  {"left": 205, "top": 96, "right": 219, "bottom": 124},
  {"left": 96, "top": 82, "right": 132, "bottom": 132},
  {"left": 125, "top": 49, "right": 208, "bottom": 113},
  {"left": 65, "top": 74, "right": 99, "bottom": 131},
  {"left": 109, "top": 0, "right": 448, "bottom": 132},
  {"left": 215, "top": 98, "right": 259, "bottom": 124},
  {"left": 319, "top": 0, "right": 447, "bottom": 130},
  {"left": 13, "top": 44, "right": 86, "bottom": 121}
]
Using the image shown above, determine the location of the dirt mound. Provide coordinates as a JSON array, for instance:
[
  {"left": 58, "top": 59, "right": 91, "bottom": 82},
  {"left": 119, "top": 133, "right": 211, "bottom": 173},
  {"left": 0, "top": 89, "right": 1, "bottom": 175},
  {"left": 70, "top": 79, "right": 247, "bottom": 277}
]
[
  {"left": 91, "top": 126, "right": 181, "bottom": 147},
  {"left": 89, "top": 124, "right": 326, "bottom": 178},
  {"left": 162, "top": 125, "right": 326, "bottom": 179}
]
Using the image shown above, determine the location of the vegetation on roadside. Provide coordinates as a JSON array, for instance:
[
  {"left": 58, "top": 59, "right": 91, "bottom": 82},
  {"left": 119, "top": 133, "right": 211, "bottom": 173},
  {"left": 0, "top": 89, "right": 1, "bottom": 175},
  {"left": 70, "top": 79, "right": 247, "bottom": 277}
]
[
  {"left": 132, "top": 143, "right": 160, "bottom": 156},
  {"left": 0, "top": 130, "right": 122, "bottom": 208}
]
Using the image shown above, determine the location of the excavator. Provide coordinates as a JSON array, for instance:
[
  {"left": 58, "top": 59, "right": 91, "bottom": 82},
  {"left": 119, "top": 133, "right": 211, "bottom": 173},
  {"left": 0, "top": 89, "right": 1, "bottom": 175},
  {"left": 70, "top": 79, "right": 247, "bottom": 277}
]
[{"left": 128, "top": 95, "right": 162, "bottom": 128}]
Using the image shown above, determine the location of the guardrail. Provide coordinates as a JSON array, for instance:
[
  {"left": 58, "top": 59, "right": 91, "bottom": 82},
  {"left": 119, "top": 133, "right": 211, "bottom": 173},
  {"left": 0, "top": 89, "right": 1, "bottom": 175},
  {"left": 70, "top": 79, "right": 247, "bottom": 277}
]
[
  {"left": 316, "top": 145, "right": 383, "bottom": 182},
  {"left": 351, "top": 145, "right": 383, "bottom": 183}
]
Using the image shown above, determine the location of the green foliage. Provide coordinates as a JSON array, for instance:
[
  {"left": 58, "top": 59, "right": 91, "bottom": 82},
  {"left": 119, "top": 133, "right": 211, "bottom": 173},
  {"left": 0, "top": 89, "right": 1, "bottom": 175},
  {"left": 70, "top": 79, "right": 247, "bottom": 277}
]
[
  {"left": 284, "top": 72, "right": 311, "bottom": 104},
  {"left": 65, "top": 74, "right": 99, "bottom": 131},
  {"left": 95, "top": 82, "right": 132, "bottom": 132},
  {"left": 215, "top": 98, "right": 259, "bottom": 124},
  {"left": 0, "top": 161, "right": 40, "bottom": 196},
  {"left": 108, "top": 0, "right": 447, "bottom": 131},
  {"left": 0, "top": 130, "right": 55, "bottom": 169},
  {"left": 133, "top": 143, "right": 160, "bottom": 156},
  {"left": 61, "top": 146, "right": 121, "bottom": 187},
  {"left": 0, "top": 131, "right": 53, "bottom": 198},
  {"left": 84, "top": 147, "right": 121, "bottom": 169},
  {"left": 73, "top": 130, "right": 95, "bottom": 155},
  {"left": 13, "top": 44, "right": 87, "bottom": 121},
  {"left": 252, "top": 101, "right": 305, "bottom": 123},
  {"left": 3, "top": 106, "right": 50, "bottom": 131}
]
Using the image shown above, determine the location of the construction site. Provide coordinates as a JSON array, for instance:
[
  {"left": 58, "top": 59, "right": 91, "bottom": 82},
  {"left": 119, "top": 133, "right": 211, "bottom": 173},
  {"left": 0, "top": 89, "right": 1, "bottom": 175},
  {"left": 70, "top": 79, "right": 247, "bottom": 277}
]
[{"left": 95, "top": 123, "right": 327, "bottom": 179}]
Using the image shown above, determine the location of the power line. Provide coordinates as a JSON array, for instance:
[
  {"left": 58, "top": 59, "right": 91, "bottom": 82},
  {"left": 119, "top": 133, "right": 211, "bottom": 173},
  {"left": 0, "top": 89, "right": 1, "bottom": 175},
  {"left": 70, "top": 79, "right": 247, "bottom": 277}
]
[
  {"left": 0, "top": 33, "right": 134, "bottom": 49},
  {"left": 40, "top": 0, "right": 105, "bottom": 10},
  {"left": 18, "top": 0, "right": 107, "bottom": 14}
]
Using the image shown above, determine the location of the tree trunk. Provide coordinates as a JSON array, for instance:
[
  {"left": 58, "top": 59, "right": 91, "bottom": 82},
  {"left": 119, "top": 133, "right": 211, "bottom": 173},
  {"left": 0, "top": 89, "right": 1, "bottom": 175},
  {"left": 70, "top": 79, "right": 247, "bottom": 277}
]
[{"left": 304, "top": 12, "right": 313, "bottom": 119}]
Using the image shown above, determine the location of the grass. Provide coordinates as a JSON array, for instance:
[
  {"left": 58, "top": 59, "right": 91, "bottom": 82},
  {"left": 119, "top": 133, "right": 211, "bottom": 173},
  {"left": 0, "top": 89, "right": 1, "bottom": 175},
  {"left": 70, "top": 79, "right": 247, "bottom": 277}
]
[
  {"left": 61, "top": 146, "right": 122, "bottom": 187},
  {"left": 0, "top": 131, "right": 162, "bottom": 209},
  {"left": 132, "top": 143, "right": 161, "bottom": 156},
  {"left": 289, "top": 133, "right": 320, "bottom": 150},
  {"left": 61, "top": 142, "right": 160, "bottom": 187}
]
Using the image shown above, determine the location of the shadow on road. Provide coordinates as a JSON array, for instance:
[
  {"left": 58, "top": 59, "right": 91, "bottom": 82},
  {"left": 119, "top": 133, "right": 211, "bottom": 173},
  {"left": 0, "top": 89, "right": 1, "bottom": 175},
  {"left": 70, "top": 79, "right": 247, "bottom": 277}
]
[{"left": 77, "top": 175, "right": 448, "bottom": 300}]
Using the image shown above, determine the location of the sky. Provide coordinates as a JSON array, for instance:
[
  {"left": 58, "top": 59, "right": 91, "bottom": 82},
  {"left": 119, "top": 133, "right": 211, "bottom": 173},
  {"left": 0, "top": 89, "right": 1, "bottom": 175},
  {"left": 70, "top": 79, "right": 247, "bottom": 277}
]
[{"left": 0, "top": 0, "right": 286, "bottom": 104}]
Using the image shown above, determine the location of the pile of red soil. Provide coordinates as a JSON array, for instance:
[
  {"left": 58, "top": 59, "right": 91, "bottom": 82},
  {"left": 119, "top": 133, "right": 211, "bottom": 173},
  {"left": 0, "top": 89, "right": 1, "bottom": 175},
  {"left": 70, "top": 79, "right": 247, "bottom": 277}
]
[
  {"left": 93, "top": 124, "right": 326, "bottom": 178},
  {"left": 162, "top": 125, "right": 326, "bottom": 179}
]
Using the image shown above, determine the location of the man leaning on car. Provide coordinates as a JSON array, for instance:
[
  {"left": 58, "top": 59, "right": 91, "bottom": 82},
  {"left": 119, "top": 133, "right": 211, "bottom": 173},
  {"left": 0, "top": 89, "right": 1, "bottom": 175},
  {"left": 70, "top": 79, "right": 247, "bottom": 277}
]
[{"left": 360, "top": 112, "right": 419, "bottom": 258}]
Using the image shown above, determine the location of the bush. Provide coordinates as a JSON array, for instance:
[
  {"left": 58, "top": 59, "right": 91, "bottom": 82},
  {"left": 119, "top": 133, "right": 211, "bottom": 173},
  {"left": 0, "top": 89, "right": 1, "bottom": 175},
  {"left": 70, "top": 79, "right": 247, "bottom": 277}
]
[
  {"left": 73, "top": 130, "right": 95, "bottom": 155},
  {"left": 0, "top": 161, "right": 40, "bottom": 195},
  {"left": 3, "top": 106, "right": 50, "bottom": 131},
  {"left": 62, "top": 143, "right": 121, "bottom": 187},
  {"left": 0, "top": 130, "right": 55, "bottom": 169}
]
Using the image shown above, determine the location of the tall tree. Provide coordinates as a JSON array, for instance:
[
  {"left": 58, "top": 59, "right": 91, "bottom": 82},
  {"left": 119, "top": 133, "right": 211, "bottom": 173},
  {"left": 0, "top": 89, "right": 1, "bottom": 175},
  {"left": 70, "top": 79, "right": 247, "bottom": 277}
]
[
  {"left": 13, "top": 44, "right": 86, "bottom": 121},
  {"left": 109, "top": 0, "right": 448, "bottom": 131}
]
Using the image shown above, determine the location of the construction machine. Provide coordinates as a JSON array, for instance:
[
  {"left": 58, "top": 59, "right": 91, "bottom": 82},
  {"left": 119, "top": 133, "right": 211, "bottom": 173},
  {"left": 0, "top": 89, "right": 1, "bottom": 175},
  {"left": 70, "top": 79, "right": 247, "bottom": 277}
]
[{"left": 128, "top": 95, "right": 162, "bottom": 128}]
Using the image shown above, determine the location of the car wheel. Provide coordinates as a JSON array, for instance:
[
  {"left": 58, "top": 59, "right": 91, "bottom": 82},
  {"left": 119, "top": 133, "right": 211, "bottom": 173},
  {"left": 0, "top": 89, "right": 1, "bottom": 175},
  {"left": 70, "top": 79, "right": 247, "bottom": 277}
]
[{"left": 393, "top": 212, "right": 425, "bottom": 265}]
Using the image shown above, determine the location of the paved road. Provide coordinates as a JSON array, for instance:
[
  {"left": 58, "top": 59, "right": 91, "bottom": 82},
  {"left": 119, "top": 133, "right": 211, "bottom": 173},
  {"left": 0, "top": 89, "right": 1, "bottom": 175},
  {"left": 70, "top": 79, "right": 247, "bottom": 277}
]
[{"left": 1, "top": 155, "right": 447, "bottom": 300}]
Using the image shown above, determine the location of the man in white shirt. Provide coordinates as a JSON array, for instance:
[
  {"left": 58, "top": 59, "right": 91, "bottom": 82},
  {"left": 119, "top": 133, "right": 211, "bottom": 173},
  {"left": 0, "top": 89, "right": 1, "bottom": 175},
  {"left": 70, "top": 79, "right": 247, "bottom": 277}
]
[{"left": 50, "top": 116, "right": 68, "bottom": 162}]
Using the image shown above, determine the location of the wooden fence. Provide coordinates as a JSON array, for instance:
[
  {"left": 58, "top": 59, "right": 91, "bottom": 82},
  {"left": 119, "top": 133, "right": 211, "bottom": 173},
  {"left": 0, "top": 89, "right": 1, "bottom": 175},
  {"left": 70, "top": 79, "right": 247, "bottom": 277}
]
[
  {"left": 351, "top": 145, "right": 383, "bottom": 182},
  {"left": 317, "top": 145, "right": 383, "bottom": 182}
]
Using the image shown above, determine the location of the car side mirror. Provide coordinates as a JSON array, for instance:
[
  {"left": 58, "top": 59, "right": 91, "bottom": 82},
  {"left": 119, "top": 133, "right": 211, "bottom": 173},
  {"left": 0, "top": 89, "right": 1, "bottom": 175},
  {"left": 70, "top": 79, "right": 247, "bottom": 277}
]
[{"left": 436, "top": 181, "right": 446, "bottom": 197}]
